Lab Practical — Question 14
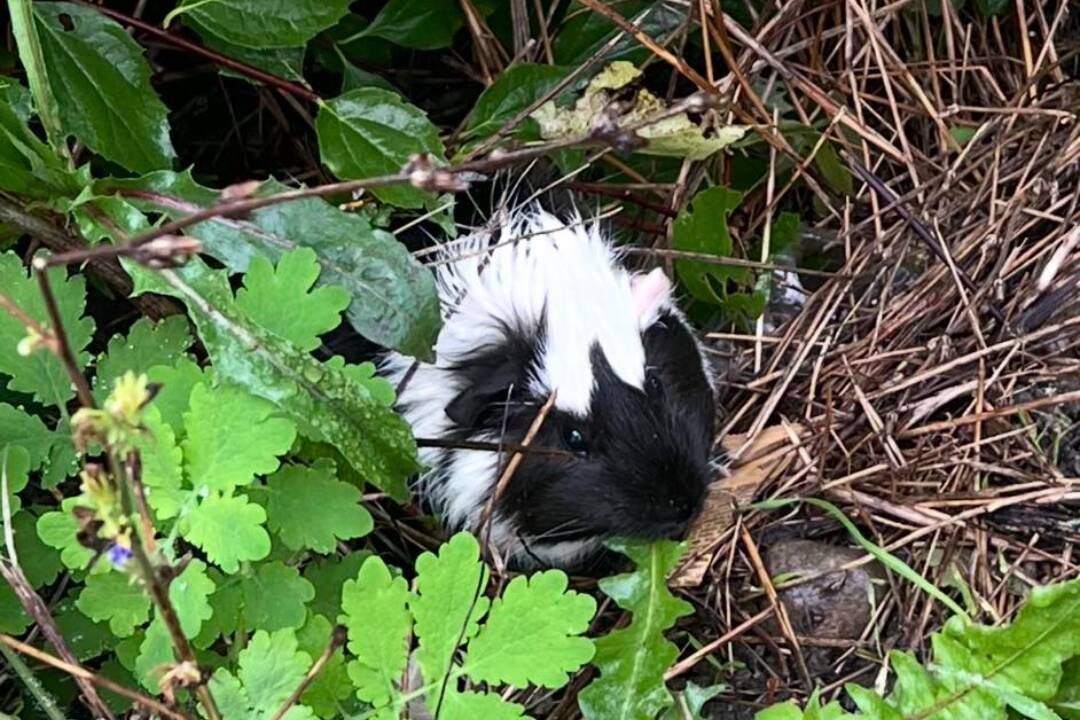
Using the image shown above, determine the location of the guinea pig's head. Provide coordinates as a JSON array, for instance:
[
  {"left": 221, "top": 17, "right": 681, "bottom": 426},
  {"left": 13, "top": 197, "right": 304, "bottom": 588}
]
[{"left": 443, "top": 262, "right": 716, "bottom": 567}]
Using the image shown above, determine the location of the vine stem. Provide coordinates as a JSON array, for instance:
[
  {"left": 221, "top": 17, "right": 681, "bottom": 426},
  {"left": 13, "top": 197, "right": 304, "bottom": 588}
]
[{"left": 6, "top": 0, "right": 68, "bottom": 161}]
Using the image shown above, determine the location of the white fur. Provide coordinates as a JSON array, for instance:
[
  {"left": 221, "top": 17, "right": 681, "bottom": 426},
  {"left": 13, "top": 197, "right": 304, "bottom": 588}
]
[{"left": 381, "top": 209, "right": 705, "bottom": 566}]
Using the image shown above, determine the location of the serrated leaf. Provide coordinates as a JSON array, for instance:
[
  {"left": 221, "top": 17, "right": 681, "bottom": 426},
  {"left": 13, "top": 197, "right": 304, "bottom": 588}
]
[
  {"left": 353, "top": 0, "right": 465, "bottom": 50},
  {"left": 169, "top": 559, "right": 216, "bottom": 638},
  {"left": 76, "top": 571, "right": 151, "bottom": 637},
  {"left": 464, "top": 569, "right": 595, "bottom": 688},
  {"left": 36, "top": 498, "right": 94, "bottom": 570},
  {"left": 297, "top": 613, "right": 356, "bottom": 717},
  {"left": 238, "top": 629, "right": 313, "bottom": 715},
  {"left": 317, "top": 88, "right": 447, "bottom": 210},
  {"left": 265, "top": 461, "right": 372, "bottom": 553},
  {"left": 169, "top": 0, "right": 352, "bottom": 49},
  {"left": 342, "top": 556, "right": 411, "bottom": 708},
  {"left": 94, "top": 317, "right": 192, "bottom": 397},
  {"left": 305, "top": 552, "right": 368, "bottom": 622},
  {"left": 182, "top": 383, "right": 297, "bottom": 493},
  {"left": 127, "top": 258, "right": 419, "bottom": 498},
  {"left": 241, "top": 560, "right": 314, "bottom": 631},
  {"left": 672, "top": 187, "right": 746, "bottom": 305},
  {"left": 579, "top": 540, "right": 694, "bottom": 720},
  {"left": 0, "top": 403, "right": 55, "bottom": 471},
  {"left": 102, "top": 170, "right": 441, "bottom": 361},
  {"left": 34, "top": 3, "right": 176, "bottom": 172},
  {"left": 184, "top": 492, "right": 271, "bottom": 573},
  {"left": 465, "top": 64, "right": 573, "bottom": 140},
  {"left": 1, "top": 445, "right": 29, "bottom": 514},
  {"left": 137, "top": 406, "right": 186, "bottom": 521},
  {"left": 0, "top": 98, "right": 76, "bottom": 198},
  {"left": 0, "top": 252, "right": 95, "bottom": 407},
  {"left": 146, "top": 358, "right": 212, "bottom": 435},
  {"left": 441, "top": 690, "right": 527, "bottom": 720},
  {"left": 7, "top": 511, "right": 62, "bottom": 588},
  {"left": 411, "top": 532, "right": 490, "bottom": 686},
  {"left": 236, "top": 249, "right": 350, "bottom": 352}
]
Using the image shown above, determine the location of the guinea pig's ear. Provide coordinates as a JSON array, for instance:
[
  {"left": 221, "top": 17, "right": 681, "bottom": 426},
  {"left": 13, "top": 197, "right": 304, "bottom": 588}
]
[
  {"left": 445, "top": 368, "right": 516, "bottom": 427},
  {"left": 444, "top": 341, "right": 532, "bottom": 428},
  {"left": 631, "top": 267, "right": 672, "bottom": 328}
]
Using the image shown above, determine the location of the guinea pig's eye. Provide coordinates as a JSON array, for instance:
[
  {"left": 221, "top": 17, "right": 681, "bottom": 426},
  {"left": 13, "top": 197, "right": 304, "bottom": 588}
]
[{"left": 562, "top": 428, "right": 589, "bottom": 453}]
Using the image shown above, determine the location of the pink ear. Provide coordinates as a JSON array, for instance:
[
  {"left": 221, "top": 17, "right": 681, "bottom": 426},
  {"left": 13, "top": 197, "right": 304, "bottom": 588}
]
[{"left": 631, "top": 267, "right": 671, "bottom": 323}]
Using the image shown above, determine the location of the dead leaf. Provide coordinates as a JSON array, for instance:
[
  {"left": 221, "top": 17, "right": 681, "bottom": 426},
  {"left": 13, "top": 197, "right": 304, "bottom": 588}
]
[{"left": 672, "top": 423, "right": 805, "bottom": 587}]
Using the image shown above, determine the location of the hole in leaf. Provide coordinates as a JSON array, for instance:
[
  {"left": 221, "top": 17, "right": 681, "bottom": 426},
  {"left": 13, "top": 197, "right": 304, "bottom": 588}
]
[{"left": 58, "top": 13, "right": 75, "bottom": 31}]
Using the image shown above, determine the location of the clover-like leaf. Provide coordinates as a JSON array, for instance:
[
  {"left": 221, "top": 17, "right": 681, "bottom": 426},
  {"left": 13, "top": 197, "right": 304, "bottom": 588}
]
[
  {"left": 237, "top": 629, "right": 312, "bottom": 715},
  {"left": 168, "top": 559, "right": 216, "bottom": 639},
  {"left": 76, "top": 571, "right": 151, "bottom": 637},
  {"left": 464, "top": 569, "right": 596, "bottom": 688},
  {"left": 265, "top": 461, "right": 373, "bottom": 553},
  {"left": 184, "top": 492, "right": 271, "bottom": 573},
  {"left": 236, "top": 249, "right": 350, "bottom": 352},
  {"left": 241, "top": 561, "right": 315, "bottom": 632},
  {"left": 94, "top": 317, "right": 192, "bottom": 397},
  {"left": 182, "top": 383, "right": 297, "bottom": 493},
  {"left": 36, "top": 498, "right": 95, "bottom": 571},
  {"left": 0, "top": 252, "right": 95, "bottom": 407},
  {"left": 342, "top": 556, "right": 411, "bottom": 708}
]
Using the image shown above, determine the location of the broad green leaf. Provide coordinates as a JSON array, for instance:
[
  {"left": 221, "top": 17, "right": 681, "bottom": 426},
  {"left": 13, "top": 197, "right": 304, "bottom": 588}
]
[
  {"left": 186, "top": 17, "right": 307, "bottom": 82},
  {"left": 94, "top": 317, "right": 192, "bottom": 397},
  {"left": 352, "top": 0, "right": 464, "bottom": 50},
  {"left": 241, "top": 560, "right": 315, "bottom": 631},
  {"left": 672, "top": 187, "right": 746, "bottom": 305},
  {"left": 316, "top": 88, "right": 447, "bottom": 209},
  {"left": 342, "top": 556, "right": 411, "bottom": 708},
  {"left": 195, "top": 569, "right": 243, "bottom": 648},
  {"left": 182, "top": 383, "right": 297, "bottom": 493},
  {"left": 168, "top": 0, "right": 352, "bottom": 48},
  {"left": 297, "top": 613, "right": 356, "bottom": 717},
  {"left": 464, "top": 64, "right": 572, "bottom": 140},
  {"left": 35, "top": 3, "right": 176, "bottom": 172},
  {"left": 7, "top": 511, "right": 62, "bottom": 588},
  {"left": 0, "top": 252, "right": 95, "bottom": 407},
  {"left": 305, "top": 552, "right": 368, "bottom": 622},
  {"left": 554, "top": 2, "right": 684, "bottom": 66},
  {"left": 208, "top": 666, "right": 248, "bottom": 719},
  {"left": 578, "top": 540, "right": 694, "bottom": 720},
  {"left": 127, "top": 258, "right": 419, "bottom": 498},
  {"left": 76, "top": 571, "right": 151, "bottom": 637},
  {"left": 265, "top": 460, "right": 373, "bottom": 553},
  {"left": 1, "top": 445, "right": 29, "bottom": 514},
  {"left": 103, "top": 171, "right": 441, "bottom": 360},
  {"left": 146, "top": 358, "right": 212, "bottom": 435},
  {"left": 36, "top": 497, "right": 94, "bottom": 570},
  {"left": 441, "top": 690, "right": 527, "bottom": 720},
  {"left": 411, "top": 532, "right": 490, "bottom": 686},
  {"left": 464, "top": 569, "right": 596, "bottom": 688},
  {"left": 0, "top": 579, "right": 32, "bottom": 633},
  {"left": 0, "top": 78, "right": 32, "bottom": 121},
  {"left": 55, "top": 600, "right": 116, "bottom": 660},
  {"left": 236, "top": 249, "right": 350, "bottom": 352},
  {"left": 184, "top": 492, "right": 271, "bottom": 573},
  {"left": 135, "top": 617, "right": 173, "bottom": 690},
  {"left": 168, "top": 559, "right": 216, "bottom": 638},
  {"left": 137, "top": 406, "right": 185, "bottom": 521},
  {"left": 0, "top": 403, "right": 54, "bottom": 471},
  {"left": 0, "top": 98, "right": 76, "bottom": 198},
  {"left": 238, "top": 629, "right": 313, "bottom": 715}
]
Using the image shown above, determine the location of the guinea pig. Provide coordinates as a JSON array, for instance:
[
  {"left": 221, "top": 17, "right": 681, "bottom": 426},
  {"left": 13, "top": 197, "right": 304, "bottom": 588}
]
[{"left": 380, "top": 207, "right": 717, "bottom": 569}]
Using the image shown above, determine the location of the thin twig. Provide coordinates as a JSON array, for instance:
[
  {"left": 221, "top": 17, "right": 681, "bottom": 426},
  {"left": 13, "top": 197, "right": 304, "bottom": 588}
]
[{"left": 267, "top": 626, "right": 347, "bottom": 720}]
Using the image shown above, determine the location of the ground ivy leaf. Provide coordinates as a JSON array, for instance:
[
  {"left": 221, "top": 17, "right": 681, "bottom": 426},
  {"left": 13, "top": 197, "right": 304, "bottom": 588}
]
[
  {"left": 36, "top": 498, "right": 94, "bottom": 571},
  {"left": 103, "top": 171, "right": 441, "bottom": 359},
  {"left": 127, "top": 258, "right": 419, "bottom": 498},
  {"left": 94, "top": 317, "right": 191, "bottom": 397},
  {"left": 266, "top": 461, "right": 373, "bottom": 553},
  {"left": 356, "top": 0, "right": 465, "bottom": 50},
  {"left": 241, "top": 561, "right": 314, "bottom": 632},
  {"left": 236, "top": 249, "right": 350, "bottom": 352},
  {"left": 304, "top": 552, "right": 368, "bottom": 622},
  {"left": 411, "top": 532, "right": 490, "bottom": 686},
  {"left": 182, "top": 383, "right": 297, "bottom": 493},
  {"left": 169, "top": 0, "right": 352, "bottom": 49},
  {"left": 0, "top": 404, "right": 54, "bottom": 471},
  {"left": 238, "top": 629, "right": 312, "bottom": 715},
  {"left": 184, "top": 492, "right": 271, "bottom": 573},
  {"left": 464, "top": 569, "right": 595, "bottom": 688},
  {"left": 578, "top": 540, "right": 695, "bottom": 720},
  {"left": 137, "top": 406, "right": 186, "bottom": 521},
  {"left": 671, "top": 187, "right": 747, "bottom": 305},
  {"left": 343, "top": 556, "right": 411, "bottom": 708},
  {"left": 76, "top": 571, "right": 151, "bottom": 637},
  {"left": 441, "top": 690, "right": 527, "bottom": 720},
  {"left": 146, "top": 358, "right": 212, "bottom": 435},
  {"left": 298, "top": 613, "right": 356, "bottom": 717},
  {"left": 317, "top": 88, "right": 447, "bottom": 210},
  {"left": 1, "top": 445, "right": 29, "bottom": 514},
  {"left": 0, "top": 252, "right": 95, "bottom": 407},
  {"left": 169, "top": 559, "right": 216, "bottom": 639},
  {"left": 8, "top": 511, "right": 62, "bottom": 588},
  {"left": 34, "top": 3, "right": 176, "bottom": 172}
]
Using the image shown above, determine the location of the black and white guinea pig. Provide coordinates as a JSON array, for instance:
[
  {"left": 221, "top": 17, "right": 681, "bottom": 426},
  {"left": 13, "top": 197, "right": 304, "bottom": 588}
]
[{"left": 380, "top": 208, "right": 717, "bottom": 569}]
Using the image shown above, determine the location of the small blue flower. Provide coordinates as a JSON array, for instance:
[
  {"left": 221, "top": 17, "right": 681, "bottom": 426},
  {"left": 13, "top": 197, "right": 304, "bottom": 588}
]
[{"left": 107, "top": 543, "right": 132, "bottom": 569}]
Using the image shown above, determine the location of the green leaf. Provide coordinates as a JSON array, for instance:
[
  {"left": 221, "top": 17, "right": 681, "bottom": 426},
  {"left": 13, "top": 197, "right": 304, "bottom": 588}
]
[
  {"left": 305, "top": 552, "right": 368, "bottom": 622},
  {"left": 342, "top": 556, "right": 411, "bottom": 708},
  {"left": 464, "top": 569, "right": 596, "bottom": 688},
  {"left": 236, "top": 249, "right": 350, "bottom": 352},
  {"left": 94, "top": 316, "right": 192, "bottom": 397},
  {"left": 42, "top": 431, "right": 78, "bottom": 489},
  {"left": 554, "top": 2, "right": 684, "bottom": 66},
  {"left": 578, "top": 540, "right": 694, "bottom": 720},
  {"left": 0, "top": 403, "right": 54, "bottom": 471},
  {"left": 195, "top": 569, "right": 243, "bottom": 647},
  {"left": 238, "top": 629, "right": 312, "bottom": 715},
  {"left": 0, "top": 78, "right": 32, "bottom": 121},
  {"left": 36, "top": 498, "right": 94, "bottom": 571},
  {"left": 76, "top": 571, "right": 151, "bottom": 637},
  {"left": 168, "top": 559, "right": 216, "bottom": 639},
  {"left": 134, "top": 617, "right": 173, "bottom": 690},
  {"left": 411, "top": 532, "right": 490, "bottom": 686},
  {"left": 0, "top": 579, "right": 32, "bottom": 633},
  {"left": 103, "top": 170, "right": 441, "bottom": 360},
  {"left": 146, "top": 358, "right": 212, "bottom": 435},
  {"left": 7, "top": 510, "right": 62, "bottom": 588},
  {"left": 671, "top": 187, "right": 746, "bottom": 305},
  {"left": 186, "top": 17, "right": 307, "bottom": 82},
  {"left": 0, "top": 98, "right": 76, "bottom": 198},
  {"left": 34, "top": 3, "right": 176, "bottom": 172},
  {"left": 317, "top": 88, "right": 447, "bottom": 210},
  {"left": 0, "top": 251, "right": 95, "bottom": 407},
  {"left": 241, "top": 560, "right": 315, "bottom": 632},
  {"left": 55, "top": 600, "right": 116, "bottom": 660},
  {"left": 663, "top": 682, "right": 724, "bottom": 720},
  {"left": 1, "top": 445, "right": 29, "bottom": 514},
  {"left": 265, "top": 460, "right": 373, "bottom": 553},
  {"left": 184, "top": 492, "right": 271, "bottom": 573},
  {"left": 973, "top": 0, "right": 1010, "bottom": 17},
  {"left": 464, "top": 64, "right": 572, "bottom": 139},
  {"left": 352, "top": 0, "right": 465, "bottom": 50},
  {"left": 168, "top": 0, "right": 352, "bottom": 49},
  {"left": 297, "top": 613, "right": 356, "bottom": 718},
  {"left": 182, "top": 383, "right": 297, "bottom": 493},
  {"left": 127, "top": 257, "right": 420, "bottom": 498},
  {"left": 136, "top": 406, "right": 186, "bottom": 521},
  {"left": 441, "top": 690, "right": 527, "bottom": 720}
]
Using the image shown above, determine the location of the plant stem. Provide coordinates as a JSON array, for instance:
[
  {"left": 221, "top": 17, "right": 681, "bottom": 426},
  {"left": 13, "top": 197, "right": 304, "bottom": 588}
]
[{"left": 7, "top": 0, "right": 69, "bottom": 161}]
